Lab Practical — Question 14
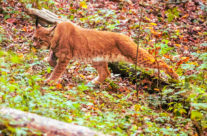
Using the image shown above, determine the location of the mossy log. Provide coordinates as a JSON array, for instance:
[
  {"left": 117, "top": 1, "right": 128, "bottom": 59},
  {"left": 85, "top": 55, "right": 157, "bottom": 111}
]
[{"left": 0, "top": 107, "right": 106, "bottom": 136}]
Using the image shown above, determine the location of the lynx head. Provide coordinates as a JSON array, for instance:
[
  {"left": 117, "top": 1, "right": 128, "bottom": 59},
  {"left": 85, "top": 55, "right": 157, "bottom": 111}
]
[{"left": 32, "top": 17, "right": 56, "bottom": 49}]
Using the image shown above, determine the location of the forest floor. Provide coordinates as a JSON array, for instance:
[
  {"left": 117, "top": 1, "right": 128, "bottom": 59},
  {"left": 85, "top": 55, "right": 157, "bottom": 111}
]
[{"left": 0, "top": 0, "right": 206, "bottom": 135}]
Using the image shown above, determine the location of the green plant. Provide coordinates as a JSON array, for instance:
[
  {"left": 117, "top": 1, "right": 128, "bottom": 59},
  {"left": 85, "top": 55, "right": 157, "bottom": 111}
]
[{"left": 165, "top": 7, "right": 180, "bottom": 22}]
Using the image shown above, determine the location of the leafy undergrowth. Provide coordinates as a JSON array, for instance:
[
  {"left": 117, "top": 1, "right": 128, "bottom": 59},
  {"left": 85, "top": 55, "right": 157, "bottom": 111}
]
[
  {"left": 0, "top": 48, "right": 196, "bottom": 135},
  {"left": 0, "top": 0, "right": 207, "bottom": 135}
]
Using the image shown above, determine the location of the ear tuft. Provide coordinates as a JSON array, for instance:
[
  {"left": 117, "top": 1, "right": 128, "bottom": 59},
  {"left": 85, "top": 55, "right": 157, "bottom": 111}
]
[
  {"left": 51, "top": 25, "right": 57, "bottom": 31},
  {"left": 49, "top": 25, "right": 57, "bottom": 34}
]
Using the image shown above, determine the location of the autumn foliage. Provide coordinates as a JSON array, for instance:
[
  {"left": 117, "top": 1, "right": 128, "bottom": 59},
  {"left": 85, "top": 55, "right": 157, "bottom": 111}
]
[{"left": 0, "top": 0, "right": 206, "bottom": 135}]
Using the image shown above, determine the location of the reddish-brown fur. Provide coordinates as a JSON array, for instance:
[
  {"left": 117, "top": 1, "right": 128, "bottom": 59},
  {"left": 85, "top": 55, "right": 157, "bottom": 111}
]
[{"left": 33, "top": 21, "right": 179, "bottom": 84}]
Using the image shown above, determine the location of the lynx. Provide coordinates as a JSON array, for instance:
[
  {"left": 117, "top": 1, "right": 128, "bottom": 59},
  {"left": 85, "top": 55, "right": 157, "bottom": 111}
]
[{"left": 33, "top": 19, "right": 179, "bottom": 85}]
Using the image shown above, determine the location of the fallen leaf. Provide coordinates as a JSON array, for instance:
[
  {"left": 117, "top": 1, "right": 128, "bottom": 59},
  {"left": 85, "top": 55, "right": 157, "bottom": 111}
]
[
  {"left": 134, "top": 104, "right": 141, "bottom": 111},
  {"left": 6, "top": 18, "right": 16, "bottom": 24},
  {"left": 80, "top": 1, "right": 87, "bottom": 9},
  {"left": 154, "top": 88, "right": 160, "bottom": 91},
  {"left": 175, "top": 44, "right": 181, "bottom": 47},
  {"left": 56, "top": 83, "right": 62, "bottom": 89}
]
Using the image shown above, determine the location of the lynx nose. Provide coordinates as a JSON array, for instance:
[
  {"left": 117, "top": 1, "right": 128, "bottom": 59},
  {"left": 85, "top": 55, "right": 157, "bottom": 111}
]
[
  {"left": 33, "top": 42, "right": 39, "bottom": 49},
  {"left": 33, "top": 42, "right": 37, "bottom": 47},
  {"left": 32, "top": 35, "right": 36, "bottom": 40}
]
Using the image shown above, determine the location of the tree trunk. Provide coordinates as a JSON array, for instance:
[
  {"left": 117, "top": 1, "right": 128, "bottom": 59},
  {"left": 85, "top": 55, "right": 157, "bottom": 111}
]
[{"left": 0, "top": 107, "right": 106, "bottom": 136}]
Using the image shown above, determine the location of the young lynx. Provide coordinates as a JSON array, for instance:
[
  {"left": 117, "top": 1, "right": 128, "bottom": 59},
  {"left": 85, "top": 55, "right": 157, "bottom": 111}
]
[{"left": 33, "top": 19, "right": 179, "bottom": 85}]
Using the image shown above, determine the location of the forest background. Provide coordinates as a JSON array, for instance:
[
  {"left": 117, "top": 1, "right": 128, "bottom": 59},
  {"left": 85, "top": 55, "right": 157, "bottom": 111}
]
[{"left": 0, "top": 0, "right": 206, "bottom": 135}]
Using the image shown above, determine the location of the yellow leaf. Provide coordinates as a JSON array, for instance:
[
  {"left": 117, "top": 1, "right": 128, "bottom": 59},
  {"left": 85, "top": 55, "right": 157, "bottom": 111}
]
[
  {"left": 145, "top": 56, "right": 155, "bottom": 63},
  {"left": 154, "top": 88, "right": 160, "bottom": 91},
  {"left": 193, "top": 133, "right": 198, "bottom": 136},
  {"left": 31, "top": 47, "right": 36, "bottom": 53},
  {"left": 9, "top": 78, "right": 15, "bottom": 83},
  {"left": 175, "top": 44, "right": 181, "bottom": 47},
  {"left": 134, "top": 104, "right": 141, "bottom": 111},
  {"left": 23, "top": 26, "right": 27, "bottom": 31},
  {"left": 188, "top": 62, "right": 198, "bottom": 66},
  {"left": 181, "top": 14, "right": 189, "bottom": 18},
  {"left": 181, "top": 57, "right": 189, "bottom": 62},
  {"left": 145, "top": 17, "right": 151, "bottom": 21},
  {"left": 150, "top": 22, "right": 157, "bottom": 26},
  {"left": 80, "top": 1, "right": 87, "bottom": 9},
  {"left": 100, "top": 103, "right": 105, "bottom": 108},
  {"left": 18, "top": 54, "right": 24, "bottom": 58},
  {"left": 150, "top": 57, "right": 155, "bottom": 63},
  {"left": 146, "top": 26, "right": 153, "bottom": 30},
  {"left": 79, "top": 74, "right": 85, "bottom": 79}
]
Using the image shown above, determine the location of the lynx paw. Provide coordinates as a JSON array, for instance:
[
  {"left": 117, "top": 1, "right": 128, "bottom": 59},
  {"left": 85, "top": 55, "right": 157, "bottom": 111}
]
[
  {"left": 43, "top": 57, "right": 50, "bottom": 62},
  {"left": 91, "top": 76, "right": 101, "bottom": 84},
  {"left": 48, "top": 59, "right": 57, "bottom": 67},
  {"left": 43, "top": 57, "right": 57, "bottom": 67},
  {"left": 87, "top": 76, "right": 101, "bottom": 87}
]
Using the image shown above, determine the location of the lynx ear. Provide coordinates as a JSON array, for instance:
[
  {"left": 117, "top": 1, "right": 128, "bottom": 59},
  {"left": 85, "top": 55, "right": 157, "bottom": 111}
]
[{"left": 35, "top": 17, "right": 39, "bottom": 28}]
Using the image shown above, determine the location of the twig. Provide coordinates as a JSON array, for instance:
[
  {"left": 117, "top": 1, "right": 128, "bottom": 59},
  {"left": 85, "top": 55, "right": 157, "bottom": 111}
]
[
  {"left": 154, "top": 37, "right": 162, "bottom": 111},
  {"left": 135, "top": 1, "right": 143, "bottom": 101}
]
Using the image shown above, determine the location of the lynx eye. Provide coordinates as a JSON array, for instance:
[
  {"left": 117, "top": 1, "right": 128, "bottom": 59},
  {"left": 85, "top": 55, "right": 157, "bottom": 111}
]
[
  {"left": 33, "top": 36, "right": 43, "bottom": 42},
  {"left": 38, "top": 39, "right": 44, "bottom": 43},
  {"left": 33, "top": 37, "right": 38, "bottom": 41}
]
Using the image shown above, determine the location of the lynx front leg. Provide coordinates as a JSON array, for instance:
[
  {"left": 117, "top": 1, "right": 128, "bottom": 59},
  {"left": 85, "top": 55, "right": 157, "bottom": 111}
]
[
  {"left": 46, "top": 58, "right": 70, "bottom": 84},
  {"left": 91, "top": 62, "right": 110, "bottom": 85},
  {"left": 48, "top": 51, "right": 57, "bottom": 67}
]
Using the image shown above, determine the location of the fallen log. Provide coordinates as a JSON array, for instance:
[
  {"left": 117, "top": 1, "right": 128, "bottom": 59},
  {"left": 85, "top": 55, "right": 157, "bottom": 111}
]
[
  {"left": 0, "top": 107, "right": 106, "bottom": 136},
  {"left": 25, "top": 8, "right": 68, "bottom": 24},
  {"left": 108, "top": 62, "right": 169, "bottom": 92}
]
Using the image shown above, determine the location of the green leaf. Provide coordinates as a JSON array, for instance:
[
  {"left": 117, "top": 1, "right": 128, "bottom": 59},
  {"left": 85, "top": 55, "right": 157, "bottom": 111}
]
[
  {"left": 199, "top": 52, "right": 207, "bottom": 61},
  {"left": 159, "top": 43, "right": 173, "bottom": 55},
  {"left": 200, "top": 42, "right": 207, "bottom": 47},
  {"left": 47, "top": 67, "right": 52, "bottom": 73},
  {"left": 191, "top": 110, "right": 203, "bottom": 121},
  {"left": 198, "top": 63, "right": 207, "bottom": 70},
  {"left": 77, "top": 84, "right": 89, "bottom": 91},
  {"left": 10, "top": 55, "right": 21, "bottom": 64},
  {"left": 181, "top": 64, "right": 195, "bottom": 70},
  {"left": 191, "top": 103, "right": 207, "bottom": 110},
  {"left": 4, "top": 14, "right": 10, "bottom": 20}
]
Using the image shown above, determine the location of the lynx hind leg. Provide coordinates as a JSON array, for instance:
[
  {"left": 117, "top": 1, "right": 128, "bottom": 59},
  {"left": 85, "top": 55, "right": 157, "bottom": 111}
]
[
  {"left": 48, "top": 51, "right": 57, "bottom": 67},
  {"left": 46, "top": 57, "right": 70, "bottom": 84},
  {"left": 90, "top": 62, "right": 111, "bottom": 85}
]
